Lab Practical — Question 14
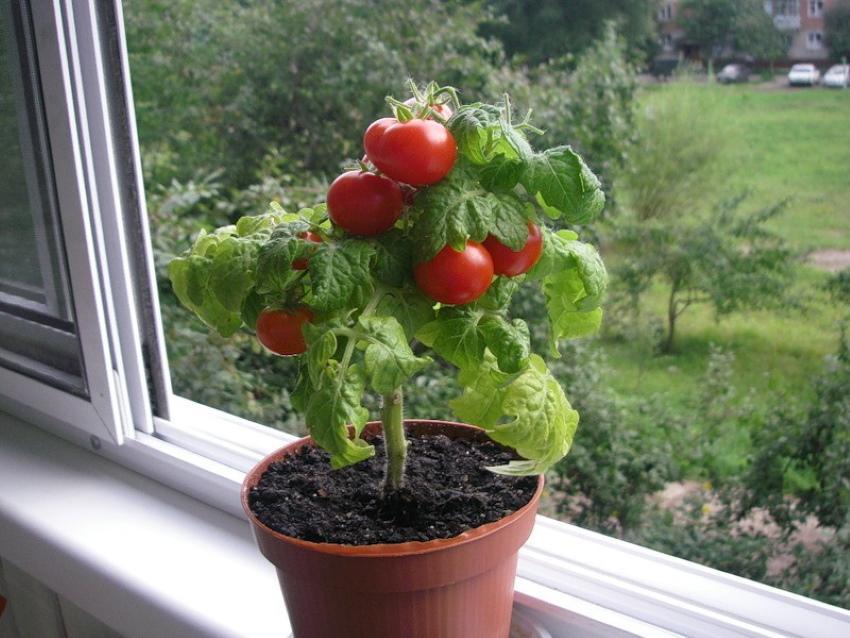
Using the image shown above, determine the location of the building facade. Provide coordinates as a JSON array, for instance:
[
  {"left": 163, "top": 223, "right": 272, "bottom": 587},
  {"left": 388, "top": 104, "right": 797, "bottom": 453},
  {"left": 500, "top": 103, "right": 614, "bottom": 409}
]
[{"left": 657, "top": 0, "right": 837, "bottom": 63}]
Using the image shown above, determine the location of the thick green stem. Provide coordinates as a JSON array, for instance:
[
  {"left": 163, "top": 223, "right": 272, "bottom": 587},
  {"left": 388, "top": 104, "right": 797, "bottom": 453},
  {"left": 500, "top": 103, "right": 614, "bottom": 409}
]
[{"left": 381, "top": 387, "right": 406, "bottom": 495}]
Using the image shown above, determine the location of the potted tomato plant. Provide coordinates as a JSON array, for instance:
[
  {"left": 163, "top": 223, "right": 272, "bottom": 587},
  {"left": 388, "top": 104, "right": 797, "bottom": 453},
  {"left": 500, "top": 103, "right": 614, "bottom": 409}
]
[{"left": 169, "top": 82, "right": 607, "bottom": 638}]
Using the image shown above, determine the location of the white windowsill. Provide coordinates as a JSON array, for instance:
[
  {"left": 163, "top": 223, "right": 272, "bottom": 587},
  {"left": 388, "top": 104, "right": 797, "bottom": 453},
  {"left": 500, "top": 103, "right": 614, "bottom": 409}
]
[{"left": 1, "top": 412, "right": 849, "bottom": 638}]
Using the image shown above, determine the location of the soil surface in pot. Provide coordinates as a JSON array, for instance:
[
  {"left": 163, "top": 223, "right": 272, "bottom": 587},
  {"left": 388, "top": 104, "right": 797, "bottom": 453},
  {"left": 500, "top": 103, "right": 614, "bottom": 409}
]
[{"left": 249, "top": 431, "right": 537, "bottom": 545}]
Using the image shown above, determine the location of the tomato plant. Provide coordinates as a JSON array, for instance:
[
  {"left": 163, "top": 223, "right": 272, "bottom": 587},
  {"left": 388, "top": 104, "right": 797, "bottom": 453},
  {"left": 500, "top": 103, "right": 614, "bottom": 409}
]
[
  {"left": 414, "top": 241, "right": 494, "bottom": 305},
  {"left": 327, "top": 170, "right": 403, "bottom": 236},
  {"left": 483, "top": 222, "right": 543, "bottom": 277},
  {"left": 255, "top": 306, "right": 314, "bottom": 356},
  {"left": 363, "top": 118, "right": 456, "bottom": 186},
  {"left": 169, "top": 82, "right": 608, "bottom": 494}
]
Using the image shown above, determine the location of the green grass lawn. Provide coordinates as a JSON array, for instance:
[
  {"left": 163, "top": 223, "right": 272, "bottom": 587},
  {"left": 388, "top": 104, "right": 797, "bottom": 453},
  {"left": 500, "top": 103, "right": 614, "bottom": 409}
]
[{"left": 598, "top": 82, "right": 850, "bottom": 475}]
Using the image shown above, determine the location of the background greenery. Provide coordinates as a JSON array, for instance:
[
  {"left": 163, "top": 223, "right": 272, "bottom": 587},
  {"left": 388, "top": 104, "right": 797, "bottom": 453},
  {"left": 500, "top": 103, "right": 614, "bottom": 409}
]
[{"left": 124, "top": 0, "right": 850, "bottom": 609}]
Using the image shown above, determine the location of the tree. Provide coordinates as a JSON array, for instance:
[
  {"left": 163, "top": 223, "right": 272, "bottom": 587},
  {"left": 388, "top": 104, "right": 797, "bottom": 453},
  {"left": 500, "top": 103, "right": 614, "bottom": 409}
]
[
  {"left": 479, "top": 0, "right": 658, "bottom": 64},
  {"left": 679, "top": 0, "right": 786, "bottom": 68},
  {"left": 825, "top": 0, "right": 850, "bottom": 60},
  {"left": 614, "top": 82, "right": 795, "bottom": 353},
  {"left": 614, "top": 194, "right": 795, "bottom": 353}
]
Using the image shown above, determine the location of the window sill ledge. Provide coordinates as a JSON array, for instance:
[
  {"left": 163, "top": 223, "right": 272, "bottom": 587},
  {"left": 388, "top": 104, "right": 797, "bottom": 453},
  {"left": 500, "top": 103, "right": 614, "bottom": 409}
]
[
  {"left": 2, "top": 412, "right": 849, "bottom": 638},
  {"left": 0, "top": 413, "right": 289, "bottom": 638}
]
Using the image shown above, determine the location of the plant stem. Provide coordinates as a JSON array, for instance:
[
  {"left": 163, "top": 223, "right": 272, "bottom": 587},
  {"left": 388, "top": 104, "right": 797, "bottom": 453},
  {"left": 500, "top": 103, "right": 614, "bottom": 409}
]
[{"left": 381, "top": 387, "right": 406, "bottom": 495}]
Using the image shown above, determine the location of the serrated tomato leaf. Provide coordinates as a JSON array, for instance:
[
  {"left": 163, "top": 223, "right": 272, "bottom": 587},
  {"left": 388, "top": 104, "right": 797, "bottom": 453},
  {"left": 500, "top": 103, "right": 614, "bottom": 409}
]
[
  {"left": 520, "top": 146, "right": 605, "bottom": 225},
  {"left": 308, "top": 239, "right": 375, "bottom": 313},
  {"left": 359, "top": 316, "right": 431, "bottom": 395},
  {"left": 304, "top": 360, "right": 374, "bottom": 470},
  {"left": 451, "top": 353, "right": 579, "bottom": 475}
]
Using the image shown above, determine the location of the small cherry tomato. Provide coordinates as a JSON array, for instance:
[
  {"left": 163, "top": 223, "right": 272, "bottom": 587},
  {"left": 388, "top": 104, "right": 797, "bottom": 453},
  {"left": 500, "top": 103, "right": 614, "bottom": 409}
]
[
  {"left": 363, "top": 118, "right": 457, "bottom": 186},
  {"left": 255, "top": 306, "right": 314, "bottom": 356},
  {"left": 414, "top": 241, "right": 494, "bottom": 305},
  {"left": 482, "top": 222, "right": 543, "bottom": 277},
  {"left": 292, "top": 231, "right": 322, "bottom": 270},
  {"left": 327, "top": 170, "right": 403, "bottom": 236}
]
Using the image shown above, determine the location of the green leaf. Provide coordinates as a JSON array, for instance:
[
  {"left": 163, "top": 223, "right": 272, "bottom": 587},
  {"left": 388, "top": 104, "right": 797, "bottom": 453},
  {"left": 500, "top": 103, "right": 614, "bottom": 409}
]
[
  {"left": 416, "top": 307, "right": 528, "bottom": 374},
  {"left": 168, "top": 211, "right": 296, "bottom": 336},
  {"left": 303, "top": 322, "right": 340, "bottom": 387},
  {"left": 416, "top": 308, "right": 485, "bottom": 370},
  {"left": 521, "top": 146, "right": 605, "bottom": 225},
  {"left": 451, "top": 353, "right": 579, "bottom": 475},
  {"left": 169, "top": 256, "right": 242, "bottom": 337},
  {"left": 375, "top": 288, "right": 434, "bottom": 341},
  {"left": 488, "top": 190, "right": 530, "bottom": 251},
  {"left": 413, "top": 166, "right": 494, "bottom": 258},
  {"left": 209, "top": 238, "right": 259, "bottom": 312},
  {"left": 413, "top": 165, "right": 529, "bottom": 259},
  {"left": 475, "top": 276, "right": 519, "bottom": 311},
  {"left": 240, "top": 288, "right": 265, "bottom": 330},
  {"left": 527, "top": 229, "right": 608, "bottom": 351},
  {"left": 308, "top": 239, "right": 375, "bottom": 313},
  {"left": 372, "top": 230, "right": 412, "bottom": 287},
  {"left": 478, "top": 316, "right": 530, "bottom": 374},
  {"left": 479, "top": 155, "right": 524, "bottom": 192},
  {"left": 254, "top": 220, "right": 312, "bottom": 295},
  {"left": 359, "top": 316, "right": 431, "bottom": 395},
  {"left": 304, "top": 360, "right": 374, "bottom": 469},
  {"left": 447, "top": 104, "right": 504, "bottom": 165}
]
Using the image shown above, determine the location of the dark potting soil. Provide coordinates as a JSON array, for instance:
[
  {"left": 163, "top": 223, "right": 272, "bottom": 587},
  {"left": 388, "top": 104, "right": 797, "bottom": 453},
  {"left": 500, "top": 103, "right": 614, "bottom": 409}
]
[{"left": 248, "top": 430, "right": 538, "bottom": 545}]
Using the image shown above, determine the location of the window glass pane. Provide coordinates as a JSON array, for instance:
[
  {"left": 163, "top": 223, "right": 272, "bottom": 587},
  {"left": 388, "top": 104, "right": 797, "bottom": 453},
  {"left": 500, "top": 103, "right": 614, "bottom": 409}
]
[
  {"left": 0, "top": 0, "right": 83, "bottom": 392},
  {"left": 124, "top": 0, "right": 850, "bottom": 612}
]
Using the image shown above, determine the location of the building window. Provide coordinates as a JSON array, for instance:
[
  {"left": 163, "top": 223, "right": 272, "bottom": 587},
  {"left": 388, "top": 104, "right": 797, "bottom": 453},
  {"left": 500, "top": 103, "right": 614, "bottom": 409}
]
[
  {"left": 808, "top": 0, "right": 824, "bottom": 17},
  {"left": 658, "top": 3, "right": 673, "bottom": 22},
  {"left": 806, "top": 30, "right": 824, "bottom": 49},
  {"left": 774, "top": 0, "right": 800, "bottom": 16},
  {"left": 661, "top": 32, "right": 674, "bottom": 51}
]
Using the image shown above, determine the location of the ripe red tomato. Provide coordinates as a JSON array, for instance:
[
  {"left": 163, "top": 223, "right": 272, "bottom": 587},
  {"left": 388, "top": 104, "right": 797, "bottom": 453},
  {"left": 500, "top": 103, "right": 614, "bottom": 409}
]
[
  {"left": 327, "top": 170, "right": 403, "bottom": 236},
  {"left": 292, "top": 231, "right": 322, "bottom": 270},
  {"left": 403, "top": 97, "right": 453, "bottom": 120},
  {"left": 363, "top": 118, "right": 457, "bottom": 186},
  {"left": 482, "top": 222, "right": 543, "bottom": 277},
  {"left": 414, "top": 241, "right": 494, "bottom": 305},
  {"left": 256, "top": 306, "right": 314, "bottom": 356}
]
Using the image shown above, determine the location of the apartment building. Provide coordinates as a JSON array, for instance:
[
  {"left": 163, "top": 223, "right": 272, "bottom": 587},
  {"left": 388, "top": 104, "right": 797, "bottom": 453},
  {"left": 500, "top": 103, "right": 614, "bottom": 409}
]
[{"left": 656, "top": 0, "right": 838, "bottom": 62}]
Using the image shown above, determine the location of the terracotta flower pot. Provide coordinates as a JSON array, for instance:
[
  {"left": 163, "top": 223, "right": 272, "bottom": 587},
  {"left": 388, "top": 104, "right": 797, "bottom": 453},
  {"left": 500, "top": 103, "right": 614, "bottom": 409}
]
[{"left": 241, "top": 420, "right": 544, "bottom": 638}]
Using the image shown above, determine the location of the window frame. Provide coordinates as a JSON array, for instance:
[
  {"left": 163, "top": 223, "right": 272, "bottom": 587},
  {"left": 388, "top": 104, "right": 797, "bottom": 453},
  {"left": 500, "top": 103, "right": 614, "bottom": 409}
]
[{"left": 1, "top": 1, "right": 849, "bottom": 635}]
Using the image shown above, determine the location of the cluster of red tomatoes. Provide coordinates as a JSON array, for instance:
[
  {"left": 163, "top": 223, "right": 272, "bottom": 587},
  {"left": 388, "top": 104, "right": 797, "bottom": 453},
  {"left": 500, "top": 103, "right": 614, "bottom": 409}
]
[{"left": 256, "top": 103, "right": 543, "bottom": 356}]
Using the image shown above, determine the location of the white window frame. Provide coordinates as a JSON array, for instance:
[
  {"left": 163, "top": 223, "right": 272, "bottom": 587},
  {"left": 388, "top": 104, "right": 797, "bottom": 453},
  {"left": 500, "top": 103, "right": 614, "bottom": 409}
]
[
  {"left": 1, "top": 1, "right": 849, "bottom": 636},
  {"left": 808, "top": 0, "right": 824, "bottom": 18}
]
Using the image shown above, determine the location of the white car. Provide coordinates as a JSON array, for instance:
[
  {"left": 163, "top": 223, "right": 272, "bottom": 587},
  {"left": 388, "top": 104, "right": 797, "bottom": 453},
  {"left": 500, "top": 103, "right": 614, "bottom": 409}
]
[
  {"left": 787, "top": 64, "right": 821, "bottom": 86},
  {"left": 822, "top": 64, "right": 849, "bottom": 88}
]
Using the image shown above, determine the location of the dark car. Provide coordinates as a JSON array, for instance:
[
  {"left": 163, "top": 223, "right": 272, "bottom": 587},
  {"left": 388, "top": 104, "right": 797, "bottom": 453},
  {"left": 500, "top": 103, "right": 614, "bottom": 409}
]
[{"left": 717, "top": 64, "right": 751, "bottom": 84}]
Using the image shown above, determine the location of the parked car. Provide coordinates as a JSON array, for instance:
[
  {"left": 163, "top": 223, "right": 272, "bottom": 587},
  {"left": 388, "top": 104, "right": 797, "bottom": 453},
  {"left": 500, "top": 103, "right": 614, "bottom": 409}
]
[
  {"left": 788, "top": 64, "right": 821, "bottom": 86},
  {"left": 822, "top": 64, "right": 849, "bottom": 88},
  {"left": 718, "top": 64, "right": 751, "bottom": 84}
]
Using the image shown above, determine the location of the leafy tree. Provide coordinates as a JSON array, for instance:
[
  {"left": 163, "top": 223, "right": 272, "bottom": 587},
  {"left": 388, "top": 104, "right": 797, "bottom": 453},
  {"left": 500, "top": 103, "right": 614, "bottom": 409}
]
[
  {"left": 479, "top": 0, "right": 658, "bottom": 64},
  {"left": 679, "top": 0, "right": 786, "bottom": 68},
  {"left": 614, "top": 193, "right": 795, "bottom": 353},
  {"left": 825, "top": 0, "right": 850, "bottom": 60}
]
